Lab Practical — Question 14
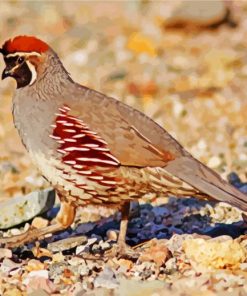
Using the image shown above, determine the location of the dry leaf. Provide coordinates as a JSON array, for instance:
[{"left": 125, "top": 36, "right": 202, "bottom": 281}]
[{"left": 139, "top": 239, "right": 171, "bottom": 267}]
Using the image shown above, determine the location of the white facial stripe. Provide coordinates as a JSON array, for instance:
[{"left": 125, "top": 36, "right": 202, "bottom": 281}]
[
  {"left": 6, "top": 52, "right": 41, "bottom": 58},
  {"left": 10, "top": 64, "right": 20, "bottom": 73},
  {"left": 26, "top": 61, "right": 37, "bottom": 86}
]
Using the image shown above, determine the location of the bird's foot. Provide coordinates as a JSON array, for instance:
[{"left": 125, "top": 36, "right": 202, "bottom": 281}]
[
  {"left": 0, "top": 201, "right": 76, "bottom": 249},
  {"left": 0, "top": 223, "right": 65, "bottom": 248},
  {"left": 0, "top": 227, "right": 43, "bottom": 248}
]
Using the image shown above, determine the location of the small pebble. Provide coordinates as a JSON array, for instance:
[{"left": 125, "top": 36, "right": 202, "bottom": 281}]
[
  {"left": 78, "top": 265, "right": 90, "bottom": 276},
  {"left": 99, "top": 241, "right": 111, "bottom": 251},
  {"left": 75, "top": 245, "right": 87, "bottom": 255},
  {"left": 87, "top": 237, "right": 98, "bottom": 245},
  {"left": 94, "top": 267, "right": 119, "bottom": 289},
  {"left": 32, "top": 217, "right": 49, "bottom": 229},
  {"left": 240, "top": 263, "right": 247, "bottom": 271},
  {"left": 52, "top": 252, "right": 65, "bottom": 263},
  {"left": 47, "top": 235, "right": 87, "bottom": 252},
  {"left": 1, "top": 258, "right": 22, "bottom": 273},
  {"left": 91, "top": 243, "right": 101, "bottom": 254},
  {"left": 10, "top": 228, "right": 21, "bottom": 236},
  {"left": 106, "top": 229, "right": 118, "bottom": 241},
  {"left": 68, "top": 256, "right": 85, "bottom": 266},
  {"left": 0, "top": 248, "right": 12, "bottom": 259}
]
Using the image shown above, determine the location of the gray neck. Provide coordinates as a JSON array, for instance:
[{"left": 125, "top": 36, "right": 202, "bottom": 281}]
[{"left": 28, "top": 49, "right": 73, "bottom": 99}]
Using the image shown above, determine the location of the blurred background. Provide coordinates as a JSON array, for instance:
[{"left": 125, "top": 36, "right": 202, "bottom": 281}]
[{"left": 0, "top": 0, "right": 246, "bottom": 201}]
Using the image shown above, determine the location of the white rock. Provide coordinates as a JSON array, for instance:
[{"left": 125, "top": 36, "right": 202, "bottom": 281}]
[
  {"left": 0, "top": 189, "right": 55, "bottom": 229},
  {"left": 23, "top": 270, "right": 49, "bottom": 286},
  {"left": 106, "top": 229, "right": 118, "bottom": 241},
  {"left": 75, "top": 245, "right": 86, "bottom": 255},
  {"left": 0, "top": 248, "right": 12, "bottom": 259},
  {"left": 1, "top": 258, "right": 22, "bottom": 273},
  {"left": 166, "top": 0, "right": 230, "bottom": 28},
  {"left": 32, "top": 217, "right": 49, "bottom": 229}
]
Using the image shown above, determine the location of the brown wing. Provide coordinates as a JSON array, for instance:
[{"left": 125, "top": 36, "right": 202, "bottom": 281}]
[{"left": 66, "top": 86, "right": 190, "bottom": 168}]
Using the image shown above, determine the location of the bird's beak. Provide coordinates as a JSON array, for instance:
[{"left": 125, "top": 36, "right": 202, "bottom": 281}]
[
  {"left": 2, "top": 68, "right": 10, "bottom": 80},
  {"left": 1, "top": 67, "right": 14, "bottom": 80},
  {"left": 0, "top": 48, "right": 8, "bottom": 80}
]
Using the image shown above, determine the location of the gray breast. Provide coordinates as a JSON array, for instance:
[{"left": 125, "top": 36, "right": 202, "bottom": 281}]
[{"left": 13, "top": 87, "right": 59, "bottom": 155}]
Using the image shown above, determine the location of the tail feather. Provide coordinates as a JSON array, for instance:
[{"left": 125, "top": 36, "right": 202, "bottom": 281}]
[{"left": 165, "top": 156, "right": 247, "bottom": 212}]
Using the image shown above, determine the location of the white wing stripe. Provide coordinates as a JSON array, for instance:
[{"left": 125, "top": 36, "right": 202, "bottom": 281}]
[{"left": 64, "top": 147, "right": 90, "bottom": 152}]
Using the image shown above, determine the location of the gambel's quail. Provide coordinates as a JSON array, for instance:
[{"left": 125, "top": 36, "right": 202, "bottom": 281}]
[{"left": 0, "top": 36, "right": 246, "bottom": 253}]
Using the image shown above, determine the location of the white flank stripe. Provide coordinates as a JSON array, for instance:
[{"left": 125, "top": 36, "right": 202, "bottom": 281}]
[
  {"left": 93, "top": 147, "right": 109, "bottom": 152},
  {"left": 73, "top": 164, "right": 84, "bottom": 169},
  {"left": 59, "top": 107, "right": 66, "bottom": 112},
  {"left": 76, "top": 157, "right": 118, "bottom": 166},
  {"left": 72, "top": 134, "right": 85, "bottom": 138},
  {"left": 74, "top": 119, "right": 84, "bottom": 124},
  {"left": 67, "top": 116, "right": 78, "bottom": 121},
  {"left": 63, "top": 106, "right": 71, "bottom": 111},
  {"left": 78, "top": 170, "right": 92, "bottom": 175},
  {"left": 84, "top": 144, "right": 99, "bottom": 148},
  {"left": 57, "top": 120, "right": 67, "bottom": 124},
  {"left": 63, "top": 122, "right": 74, "bottom": 127},
  {"left": 63, "top": 129, "right": 76, "bottom": 133},
  {"left": 64, "top": 138, "right": 77, "bottom": 142},
  {"left": 75, "top": 124, "right": 83, "bottom": 129},
  {"left": 95, "top": 138, "right": 108, "bottom": 145},
  {"left": 55, "top": 113, "right": 66, "bottom": 117},
  {"left": 49, "top": 135, "right": 61, "bottom": 140},
  {"left": 57, "top": 140, "right": 65, "bottom": 144},
  {"left": 103, "top": 152, "right": 120, "bottom": 164},
  {"left": 50, "top": 124, "right": 56, "bottom": 128},
  {"left": 64, "top": 160, "right": 76, "bottom": 165},
  {"left": 57, "top": 149, "right": 66, "bottom": 154},
  {"left": 85, "top": 131, "right": 97, "bottom": 135},
  {"left": 89, "top": 175, "right": 104, "bottom": 180},
  {"left": 100, "top": 180, "right": 117, "bottom": 185},
  {"left": 64, "top": 147, "right": 90, "bottom": 152}
]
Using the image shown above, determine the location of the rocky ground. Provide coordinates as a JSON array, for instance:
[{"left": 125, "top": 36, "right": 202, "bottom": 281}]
[
  {"left": 0, "top": 1, "right": 247, "bottom": 295},
  {"left": 0, "top": 177, "right": 246, "bottom": 295}
]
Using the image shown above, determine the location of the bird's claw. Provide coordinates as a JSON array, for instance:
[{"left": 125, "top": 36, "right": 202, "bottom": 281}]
[
  {"left": 0, "top": 227, "right": 47, "bottom": 248},
  {"left": 0, "top": 231, "right": 31, "bottom": 248}
]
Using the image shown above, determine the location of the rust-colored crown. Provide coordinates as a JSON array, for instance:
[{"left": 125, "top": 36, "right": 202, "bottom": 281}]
[{"left": 1, "top": 36, "right": 49, "bottom": 55}]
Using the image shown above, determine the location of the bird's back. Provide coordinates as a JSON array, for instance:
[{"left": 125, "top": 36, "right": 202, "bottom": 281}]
[{"left": 12, "top": 60, "right": 247, "bottom": 211}]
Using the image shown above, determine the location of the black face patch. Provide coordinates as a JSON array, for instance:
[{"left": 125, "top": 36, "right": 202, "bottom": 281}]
[
  {"left": 4, "top": 56, "right": 19, "bottom": 65},
  {"left": 13, "top": 61, "right": 32, "bottom": 89},
  {"left": 3, "top": 55, "right": 32, "bottom": 89}
]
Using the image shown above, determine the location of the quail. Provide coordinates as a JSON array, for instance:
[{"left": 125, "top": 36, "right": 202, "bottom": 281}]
[{"left": 0, "top": 36, "right": 246, "bottom": 252}]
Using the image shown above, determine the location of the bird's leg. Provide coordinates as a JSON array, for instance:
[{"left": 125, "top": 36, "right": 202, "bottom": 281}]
[
  {"left": 117, "top": 201, "right": 130, "bottom": 254},
  {"left": 105, "top": 202, "right": 139, "bottom": 259},
  {"left": 0, "top": 201, "right": 76, "bottom": 248}
]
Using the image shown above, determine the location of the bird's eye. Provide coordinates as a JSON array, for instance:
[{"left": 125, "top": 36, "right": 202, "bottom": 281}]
[{"left": 17, "top": 56, "right": 24, "bottom": 64}]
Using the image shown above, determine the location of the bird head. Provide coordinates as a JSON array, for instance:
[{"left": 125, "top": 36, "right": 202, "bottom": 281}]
[{"left": 0, "top": 36, "right": 49, "bottom": 88}]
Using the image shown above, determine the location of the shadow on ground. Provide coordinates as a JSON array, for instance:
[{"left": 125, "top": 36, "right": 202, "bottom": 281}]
[{"left": 41, "top": 196, "right": 246, "bottom": 251}]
